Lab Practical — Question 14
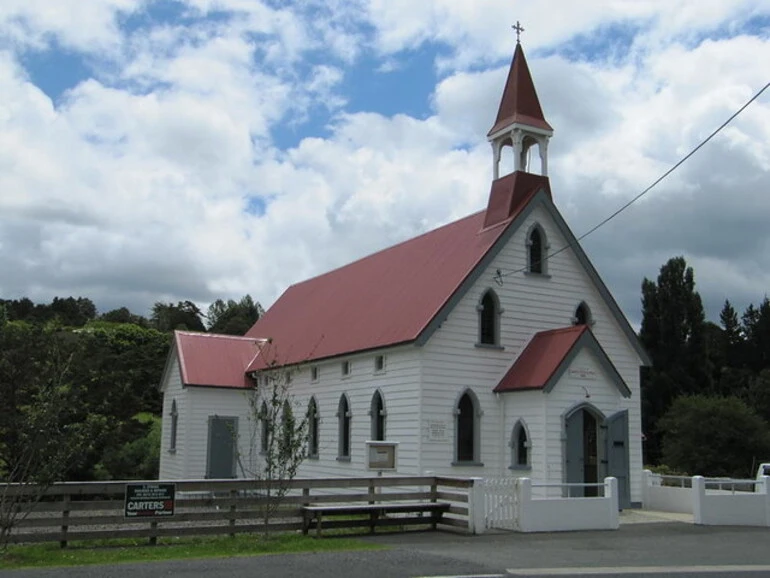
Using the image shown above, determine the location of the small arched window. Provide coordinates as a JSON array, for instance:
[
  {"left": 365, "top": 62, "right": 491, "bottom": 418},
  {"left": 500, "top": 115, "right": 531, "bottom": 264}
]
[
  {"left": 528, "top": 226, "right": 547, "bottom": 274},
  {"left": 455, "top": 390, "right": 481, "bottom": 464},
  {"left": 307, "top": 398, "right": 319, "bottom": 459},
  {"left": 337, "top": 394, "right": 351, "bottom": 460},
  {"left": 478, "top": 289, "right": 500, "bottom": 346},
  {"left": 370, "top": 390, "right": 386, "bottom": 441},
  {"left": 574, "top": 302, "right": 591, "bottom": 326},
  {"left": 260, "top": 401, "right": 270, "bottom": 454},
  {"left": 169, "top": 400, "right": 178, "bottom": 452},
  {"left": 511, "top": 421, "right": 531, "bottom": 469}
]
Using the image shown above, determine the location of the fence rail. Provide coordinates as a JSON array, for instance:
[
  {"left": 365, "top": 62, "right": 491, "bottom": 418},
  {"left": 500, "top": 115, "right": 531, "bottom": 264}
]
[{"left": 2, "top": 476, "right": 473, "bottom": 546}]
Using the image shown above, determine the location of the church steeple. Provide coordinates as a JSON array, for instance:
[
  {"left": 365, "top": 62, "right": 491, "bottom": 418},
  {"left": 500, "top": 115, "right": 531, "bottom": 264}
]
[{"left": 488, "top": 36, "right": 553, "bottom": 179}]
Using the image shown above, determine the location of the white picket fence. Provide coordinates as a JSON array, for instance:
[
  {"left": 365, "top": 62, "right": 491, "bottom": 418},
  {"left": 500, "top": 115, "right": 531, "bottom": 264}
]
[
  {"left": 481, "top": 477, "right": 620, "bottom": 533},
  {"left": 642, "top": 470, "right": 770, "bottom": 526}
]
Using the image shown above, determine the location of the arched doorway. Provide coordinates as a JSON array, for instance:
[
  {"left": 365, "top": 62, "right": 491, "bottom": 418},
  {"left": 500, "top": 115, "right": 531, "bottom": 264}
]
[{"left": 565, "top": 406, "right": 600, "bottom": 497}]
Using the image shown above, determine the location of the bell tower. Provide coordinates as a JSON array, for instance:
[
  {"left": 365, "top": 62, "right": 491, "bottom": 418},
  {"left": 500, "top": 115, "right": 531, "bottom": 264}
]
[{"left": 488, "top": 24, "right": 553, "bottom": 180}]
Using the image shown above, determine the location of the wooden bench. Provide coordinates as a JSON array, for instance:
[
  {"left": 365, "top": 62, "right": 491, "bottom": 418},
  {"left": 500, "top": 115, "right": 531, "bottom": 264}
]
[{"left": 300, "top": 502, "right": 451, "bottom": 536}]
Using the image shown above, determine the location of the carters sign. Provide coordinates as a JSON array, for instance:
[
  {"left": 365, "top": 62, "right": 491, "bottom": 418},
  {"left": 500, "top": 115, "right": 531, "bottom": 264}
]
[{"left": 124, "top": 483, "right": 176, "bottom": 518}]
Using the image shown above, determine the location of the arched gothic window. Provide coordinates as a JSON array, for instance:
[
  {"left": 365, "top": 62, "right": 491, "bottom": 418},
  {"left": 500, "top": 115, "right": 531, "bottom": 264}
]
[
  {"left": 169, "top": 400, "right": 178, "bottom": 452},
  {"left": 479, "top": 289, "right": 500, "bottom": 346},
  {"left": 260, "top": 401, "right": 269, "bottom": 454},
  {"left": 455, "top": 390, "right": 481, "bottom": 464},
  {"left": 511, "top": 421, "right": 531, "bottom": 469},
  {"left": 528, "top": 226, "right": 547, "bottom": 274},
  {"left": 307, "top": 398, "right": 319, "bottom": 459},
  {"left": 370, "top": 390, "right": 386, "bottom": 441},
  {"left": 574, "top": 302, "right": 592, "bottom": 326},
  {"left": 337, "top": 394, "right": 351, "bottom": 459}
]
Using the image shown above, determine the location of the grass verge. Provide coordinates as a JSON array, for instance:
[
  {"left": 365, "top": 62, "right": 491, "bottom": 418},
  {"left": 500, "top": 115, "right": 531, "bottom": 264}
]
[{"left": 0, "top": 533, "right": 384, "bottom": 570}]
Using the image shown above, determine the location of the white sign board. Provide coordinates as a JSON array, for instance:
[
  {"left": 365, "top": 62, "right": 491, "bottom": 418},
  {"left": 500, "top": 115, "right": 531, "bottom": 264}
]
[{"left": 365, "top": 441, "right": 399, "bottom": 471}]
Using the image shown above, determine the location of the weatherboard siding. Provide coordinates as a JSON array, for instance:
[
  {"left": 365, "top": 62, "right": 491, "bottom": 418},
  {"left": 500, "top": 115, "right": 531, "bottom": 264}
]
[
  {"left": 159, "top": 357, "right": 186, "bottom": 480},
  {"left": 291, "top": 346, "right": 423, "bottom": 479},
  {"left": 420, "top": 202, "right": 643, "bottom": 501}
]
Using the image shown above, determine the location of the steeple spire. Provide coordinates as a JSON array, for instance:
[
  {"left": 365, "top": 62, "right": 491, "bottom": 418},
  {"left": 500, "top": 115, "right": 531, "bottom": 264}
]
[{"left": 487, "top": 37, "right": 553, "bottom": 179}]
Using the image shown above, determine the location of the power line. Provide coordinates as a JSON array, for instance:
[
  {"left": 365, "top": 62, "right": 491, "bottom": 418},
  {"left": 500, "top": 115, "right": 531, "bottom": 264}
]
[{"left": 494, "top": 80, "right": 770, "bottom": 285}]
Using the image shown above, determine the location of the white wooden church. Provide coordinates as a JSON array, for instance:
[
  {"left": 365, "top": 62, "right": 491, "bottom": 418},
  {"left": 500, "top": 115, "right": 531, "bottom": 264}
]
[{"left": 158, "top": 40, "right": 649, "bottom": 508}]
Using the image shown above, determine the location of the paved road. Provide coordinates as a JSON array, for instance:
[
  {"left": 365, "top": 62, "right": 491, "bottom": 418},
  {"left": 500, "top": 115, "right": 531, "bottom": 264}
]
[{"left": 4, "top": 521, "right": 770, "bottom": 578}]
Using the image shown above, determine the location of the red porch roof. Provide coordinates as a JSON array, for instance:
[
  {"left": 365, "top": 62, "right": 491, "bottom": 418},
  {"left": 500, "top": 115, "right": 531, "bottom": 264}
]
[
  {"left": 175, "top": 331, "right": 261, "bottom": 389},
  {"left": 494, "top": 326, "right": 587, "bottom": 392}
]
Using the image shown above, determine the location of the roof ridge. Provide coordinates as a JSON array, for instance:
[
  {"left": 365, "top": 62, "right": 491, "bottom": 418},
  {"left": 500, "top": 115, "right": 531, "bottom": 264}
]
[{"left": 176, "top": 330, "right": 264, "bottom": 342}]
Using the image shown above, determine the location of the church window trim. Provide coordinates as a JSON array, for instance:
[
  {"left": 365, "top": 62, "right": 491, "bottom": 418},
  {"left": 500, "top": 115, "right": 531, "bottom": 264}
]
[
  {"left": 573, "top": 301, "right": 593, "bottom": 327},
  {"left": 307, "top": 397, "right": 320, "bottom": 460},
  {"left": 509, "top": 420, "right": 532, "bottom": 470},
  {"left": 369, "top": 389, "right": 387, "bottom": 441},
  {"left": 337, "top": 394, "right": 352, "bottom": 461},
  {"left": 452, "top": 389, "right": 483, "bottom": 466},
  {"left": 525, "top": 223, "right": 550, "bottom": 276},
  {"left": 259, "top": 401, "right": 269, "bottom": 455},
  {"left": 476, "top": 289, "right": 504, "bottom": 349},
  {"left": 169, "top": 400, "right": 178, "bottom": 453}
]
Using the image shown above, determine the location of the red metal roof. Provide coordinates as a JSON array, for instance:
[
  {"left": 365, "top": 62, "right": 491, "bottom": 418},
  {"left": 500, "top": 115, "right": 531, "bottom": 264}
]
[
  {"left": 487, "top": 43, "right": 553, "bottom": 136},
  {"left": 494, "top": 326, "right": 587, "bottom": 392},
  {"left": 245, "top": 176, "right": 548, "bottom": 370},
  {"left": 175, "top": 331, "right": 261, "bottom": 388}
]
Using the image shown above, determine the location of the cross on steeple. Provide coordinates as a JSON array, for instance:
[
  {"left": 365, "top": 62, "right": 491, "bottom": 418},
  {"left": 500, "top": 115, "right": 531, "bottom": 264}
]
[{"left": 512, "top": 20, "right": 524, "bottom": 44}]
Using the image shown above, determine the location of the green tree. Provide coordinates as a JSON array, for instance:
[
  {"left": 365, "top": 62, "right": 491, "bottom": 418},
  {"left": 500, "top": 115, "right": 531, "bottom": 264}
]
[
  {"left": 207, "top": 295, "right": 263, "bottom": 335},
  {"left": 658, "top": 395, "right": 770, "bottom": 478},
  {"left": 151, "top": 301, "right": 205, "bottom": 332},
  {"left": 0, "top": 322, "right": 103, "bottom": 548},
  {"left": 742, "top": 298, "right": 770, "bottom": 373}
]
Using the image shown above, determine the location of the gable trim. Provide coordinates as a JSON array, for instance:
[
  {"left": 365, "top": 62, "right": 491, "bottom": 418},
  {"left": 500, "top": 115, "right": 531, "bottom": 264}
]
[{"left": 542, "top": 331, "right": 632, "bottom": 398}]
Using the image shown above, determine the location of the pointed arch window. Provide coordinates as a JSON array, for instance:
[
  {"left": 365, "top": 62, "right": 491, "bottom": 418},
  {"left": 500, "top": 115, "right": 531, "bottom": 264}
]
[
  {"left": 574, "top": 302, "right": 592, "bottom": 326},
  {"left": 370, "top": 390, "right": 386, "bottom": 441},
  {"left": 259, "top": 401, "right": 269, "bottom": 454},
  {"left": 478, "top": 289, "right": 501, "bottom": 346},
  {"left": 454, "top": 390, "right": 482, "bottom": 465},
  {"left": 337, "top": 394, "right": 351, "bottom": 460},
  {"left": 510, "top": 421, "right": 531, "bottom": 470},
  {"left": 307, "top": 398, "right": 319, "bottom": 459},
  {"left": 169, "top": 400, "right": 178, "bottom": 453},
  {"left": 527, "top": 225, "right": 548, "bottom": 275}
]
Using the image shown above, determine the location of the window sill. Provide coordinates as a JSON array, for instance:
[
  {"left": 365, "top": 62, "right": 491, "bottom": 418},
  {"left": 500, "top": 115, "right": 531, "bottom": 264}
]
[
  {"left": 509, "top": 465, "right": 531, "bottom": 471},
  {"left": 524, "top": 271, "right": 551, "bottom": 279},
  {"left": 451, "top": 461, "right": 484, "bottom": 467},
  {"left": 168, "top": 448, "right": 177, "bottom": 455},
  {"left": 336, "top": 456, "right": 351, "bottom": 463},
  {"left": 308, "top": 454, "right": 319, "bottom": 461},
  {"left": 474, "top": 343, "right": 504, "bottom": 351}
]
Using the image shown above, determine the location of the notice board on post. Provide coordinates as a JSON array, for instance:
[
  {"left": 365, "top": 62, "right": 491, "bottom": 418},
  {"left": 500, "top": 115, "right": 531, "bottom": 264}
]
[
  {"left": 124, "top": 483, "right": 176, "bottom": 518},
  {"left": 365, "top": 441, "right": 399, "bottom": 471}
]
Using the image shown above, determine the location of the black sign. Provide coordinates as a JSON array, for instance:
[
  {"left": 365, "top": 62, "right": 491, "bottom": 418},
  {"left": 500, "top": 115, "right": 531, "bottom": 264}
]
[{"left": 124, "top": 483, "right": 176, "bottom": 518}]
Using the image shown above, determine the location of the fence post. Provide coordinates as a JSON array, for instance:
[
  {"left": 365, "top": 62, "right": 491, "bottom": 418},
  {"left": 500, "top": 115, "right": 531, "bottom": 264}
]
[
  {"left": 605, "top": 477, "right": 619, "bottom": 529},
  {"left": 229, "top": 489, "right": 237, "bottom": 538},
  {"left": 60, "top": 493, "right": 70, "bottom": 549},
  {"left": 641, "top": 469, "right": 652, "bottom": 509},
  {"left": 516, "top": 478, "right": 531, "bottom": 532},
  {"left": 762, "top": 476, "right": 770, "bottom": 528},
  {"left": 467, "top": 477, "right": 485, "bottom": 535},
  {"left": 692, "top": 475, "right": 705, "bottom": 525}
]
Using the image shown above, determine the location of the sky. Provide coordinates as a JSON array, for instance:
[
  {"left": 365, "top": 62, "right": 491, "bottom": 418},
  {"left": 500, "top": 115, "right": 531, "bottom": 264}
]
[{"left": 1, "top": 1, "right": 769, "bottom": 329}]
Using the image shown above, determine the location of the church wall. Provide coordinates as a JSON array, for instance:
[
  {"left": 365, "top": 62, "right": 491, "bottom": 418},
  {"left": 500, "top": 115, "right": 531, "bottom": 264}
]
[
  {"left": 420, "top": 199, "right": 643, "bottom": 502},
  {"left": 159, "top": 356, "right": 187, "bottom": 480},
  {"left": 289, "top": 345, "right": 423, "bottom": 479},
  {"left": 501, "top": 390, "right": 546, "bottom": 480},
  {"left": 184, "top": 386, "right": 255, "bottom": 479}
]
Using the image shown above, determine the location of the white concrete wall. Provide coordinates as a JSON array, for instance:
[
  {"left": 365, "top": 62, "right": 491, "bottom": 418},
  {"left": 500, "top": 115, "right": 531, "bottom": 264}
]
[
  {"left": 694, "top": 476, "right": 770, "bottom": 526},
  {"left": 421, "top": 201, "right": 643, "bottom": 501},
  {"left": 641, "top": 471, "right": 693, "bottom": 514},
  {"left": 516, "top": 477, "right": 619, "bottom": 533}
]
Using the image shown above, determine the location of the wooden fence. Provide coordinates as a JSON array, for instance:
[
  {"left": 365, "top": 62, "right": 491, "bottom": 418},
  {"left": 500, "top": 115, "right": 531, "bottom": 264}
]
[{"left": 3, "top": 476, "right": 474, "bottom": 546}]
